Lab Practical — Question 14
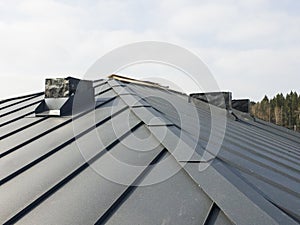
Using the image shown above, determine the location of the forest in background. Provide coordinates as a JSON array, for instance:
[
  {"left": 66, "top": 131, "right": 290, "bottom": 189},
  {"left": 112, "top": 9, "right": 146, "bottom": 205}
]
[{"left": 250, "top": 91, "right": 300, "bottom": 132}]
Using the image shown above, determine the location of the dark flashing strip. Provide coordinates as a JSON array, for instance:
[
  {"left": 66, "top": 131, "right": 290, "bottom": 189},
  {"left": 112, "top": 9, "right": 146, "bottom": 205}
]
[
  {"left": 3, "top": 121, "right": 143, "bottom": 225},
  {"left": 0, "top": 102, "right": 128, "bottom": 185},
  {"left": 230, "top": 111, "right": 240, "bottom": 121},
  {"left": 179, "top": 159, "right": 213, "bottom": 163},
  {"left": 203, "top": 203, "right": 221, "bottom": 225},
  {"left": 117, "top": 93, "right": 138, "bottom": 96},
  {"left": 0, "top": 92, "right": 44, "bottom": 105},
  {"left": 146, "top": 123, "right": 174, "bottom": 127},
  {"left": 0, "top": 94, "right": 43, "bottom": 111},
  {"left": 130, "top": 105, "right": 152, "bottom": 108},
  {"left": 94, "top": 149, "right": 168, "bottom": 225},
  {"left": 0, "top": 96, "right": 118, "bottom": 158}
]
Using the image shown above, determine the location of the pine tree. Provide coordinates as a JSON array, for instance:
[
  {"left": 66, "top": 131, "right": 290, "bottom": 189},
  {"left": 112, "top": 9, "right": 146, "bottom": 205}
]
[{"left": 250, "top": 91, "right": 300, "bottom": 132}]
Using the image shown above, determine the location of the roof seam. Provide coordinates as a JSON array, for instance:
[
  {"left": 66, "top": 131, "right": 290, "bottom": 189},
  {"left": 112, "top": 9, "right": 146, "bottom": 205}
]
[
  {"left": 0, "top": 92, "right": 44, "bottom": 104},
  {"left": 0, "top": 95, "right": 117, "bottom": 158},
  {"left": 0, "top": 94, "right": 43, "bottom": 111},
  {"left": 94, "top": 149, "right": 168, "bottom": 225},
  {"left": 0, "top": 116, "right": 49, "bottom": 140},
  {"left": 0, "top": 97, "right": 122, "bottom": 185},
  {"left": 122, "top": 81, "right": 300, "bottom": 225},
  {"left": 0, "top": 100, "right": 42, "bottom": 118},
  {"left": 3, "top": 121, "right": 144, "bottom": 224},
  {"left": 217, "top": 156, "right": 300, "bottom": 198},
  {"left": 221, "top": 158, "right": 300, "bottom": 223}
]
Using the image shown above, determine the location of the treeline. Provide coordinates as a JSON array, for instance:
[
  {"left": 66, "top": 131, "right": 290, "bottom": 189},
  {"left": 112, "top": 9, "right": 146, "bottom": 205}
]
[{"left": 250, "top": 91, "right": 300, "bottom": 132}]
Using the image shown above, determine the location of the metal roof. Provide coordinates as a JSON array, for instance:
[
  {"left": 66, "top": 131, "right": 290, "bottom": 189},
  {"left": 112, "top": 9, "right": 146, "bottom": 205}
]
[{"left": 0, "top": 78, "right": 299, "bottom": 225}]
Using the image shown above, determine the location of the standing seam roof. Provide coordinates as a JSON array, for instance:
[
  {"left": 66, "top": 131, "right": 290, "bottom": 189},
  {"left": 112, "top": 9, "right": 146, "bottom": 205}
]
[{"left": 0, "top": 78, "right": 299, "bottom": 225}]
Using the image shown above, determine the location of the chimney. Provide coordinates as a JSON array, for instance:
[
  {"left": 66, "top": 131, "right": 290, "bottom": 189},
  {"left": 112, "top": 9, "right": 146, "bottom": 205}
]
[
  {"left": 189, "top": 92, "right": 232, "bottom": 110},
  {"left": 35, "top": 77, "right": 94, "bottom": 116},
  {"left": 232, "top": 99, "right": 250, "bottom": 113}
]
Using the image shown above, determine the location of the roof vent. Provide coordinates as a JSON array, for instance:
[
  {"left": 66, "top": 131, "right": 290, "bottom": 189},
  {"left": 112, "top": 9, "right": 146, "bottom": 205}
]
[
  {"left": 35, "top": 77, "right": 94, "bottom": 117},
  {"left": 232, "top": 99, "right": 250, "bottom": 113},
  {"left": 189, "top": 92, "right": 232, "bottom": 110}
]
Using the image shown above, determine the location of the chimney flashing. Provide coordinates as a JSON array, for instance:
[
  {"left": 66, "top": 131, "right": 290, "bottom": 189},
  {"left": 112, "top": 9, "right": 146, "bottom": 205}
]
[
  {"left": 190, "top": 92, "right": 232, "bottom": 110},
  {"left": 35, "top": 77, "right": 94, "bottom": 117}
]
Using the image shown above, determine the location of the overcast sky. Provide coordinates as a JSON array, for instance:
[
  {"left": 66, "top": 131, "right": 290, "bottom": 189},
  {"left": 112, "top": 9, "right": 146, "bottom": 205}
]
[{"left": 0, "top": 0, "right": 299, "bottom": 101}]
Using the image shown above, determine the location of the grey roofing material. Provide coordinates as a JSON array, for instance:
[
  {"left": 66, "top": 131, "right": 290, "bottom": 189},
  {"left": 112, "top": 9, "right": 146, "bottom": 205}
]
[{"left": 0, "top": 78, "right": 299, "bottom": 225}]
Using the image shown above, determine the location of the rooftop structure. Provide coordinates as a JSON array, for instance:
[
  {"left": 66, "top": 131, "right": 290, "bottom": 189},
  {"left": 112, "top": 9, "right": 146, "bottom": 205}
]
[{"left": 0, "top": 76, "right": 300, "bottom": 225}]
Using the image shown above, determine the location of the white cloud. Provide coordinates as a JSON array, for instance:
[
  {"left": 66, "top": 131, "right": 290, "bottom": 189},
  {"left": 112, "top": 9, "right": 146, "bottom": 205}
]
[
  {"left": 0, "top": 0, "right": 299, "bottom": 101},
  {"left": 166, "top": 3, "right": 238, "bottom": 35},
  {"left": 210, "top": 47, "right": 300, "bottom": 100}
]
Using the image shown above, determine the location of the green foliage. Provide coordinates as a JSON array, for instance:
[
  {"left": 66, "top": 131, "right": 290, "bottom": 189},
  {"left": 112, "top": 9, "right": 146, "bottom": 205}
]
[{"left": 251, "top": 91, "right": 300, "bottom": 132}]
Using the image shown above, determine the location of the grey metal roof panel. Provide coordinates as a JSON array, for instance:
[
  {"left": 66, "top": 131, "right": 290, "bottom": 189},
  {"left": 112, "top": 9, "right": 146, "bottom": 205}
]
[
  {"left": 131, "top": 107, "right": 173, "bottom": 126},
  {"left": 218, "top": 140, "right": 300, "bottom": 182},
  {"left": 148, "top": 125, "right": 213, "bottom": 162},
  {"left": 233, "top": 168, "right": 300, "bottom": 221},
  {"left": 1, "top": 79, "right": 300, "bottom": 225},
  {"left": 107, "top": 79, "right": 122, "bottom": 87},
  {"left": 0, "top": 95, "right": 43, "bottom": 116},
  {"left": 95, "top": 89, "right": 118, "bottom": 103},
  {"left": 110, "top": 85, "right": 137, "bottom": 96},
  {"left": 217, "top": 149, "right": 300, "bottom": 196},
  {"left": 118, "top": 94, "right": 151, "bottom": 107},
  {"left": 126, "top": 82, "right": 300, "bottom": 224},
  {"left": 0, "top": 92, "right": 43, "bottom": 109},
  {"left": 104, "top": 153, "right": 215, "bottom": 225},
  {"left": 224, "top": 123, "right": 300, "bottom": 165},
  {"left": 230, "top": 119, "right": 300, "bottom": 154},
  {"left": 129, "top": 82, "right": 300, "bottom": 156},
  {"left": 0, "top": 116, "right": 44, "bottom": 138},
  {"left": 183, "top": 161, "right": 298, "bottom": 225},
  {"left": 0, "top": 141, "right": 83, "bottom": 222},
  {"left": 12, "top": 130, "right": 163, "bottom": 225},
  {"left": 235, "top": 110, "right": 300, "bottom": 144},
  {"left": 94, "top": 83, "right": 112, "bottom": 95},
  {"left": 93, "top": 79, "right": 107, "bottom": 88},
  {"left": 252, "top": 116, "right": 300, "bottom": 140},
  {"left": 212, "top": 210, "right": 235, "bottom": 225},
  {"left": 0, "top": 117, "right": 67, "bottom": 155},
  {"left": 0, "top": 98, "right": 127, "bottom": 183},
  {"left": 0, "top": 103, "right": 38, "bottom": 126},
  {"left": 1, "top": 107, "right": 142, "bottom": 224},
  {"left": 1, "top": 118, "right": 137, "bottom": 222}
]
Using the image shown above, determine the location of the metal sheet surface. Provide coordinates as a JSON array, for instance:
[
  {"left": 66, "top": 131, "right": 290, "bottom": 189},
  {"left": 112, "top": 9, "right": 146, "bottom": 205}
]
[
  {"left": 1, "top": 79, "right": 300, "bottom": 225},
  {"left": 105, "top": 153, "right": 213, "bottom": 225}
]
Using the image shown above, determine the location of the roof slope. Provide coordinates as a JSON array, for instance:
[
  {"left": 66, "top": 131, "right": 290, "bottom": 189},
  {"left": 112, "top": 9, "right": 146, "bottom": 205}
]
[{"left": 0, "top": 78, "right": 299, "bottom": 225}]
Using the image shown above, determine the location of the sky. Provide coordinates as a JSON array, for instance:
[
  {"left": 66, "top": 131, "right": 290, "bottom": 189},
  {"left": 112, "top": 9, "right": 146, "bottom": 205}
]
[{"left": 0, "top": 0, "right": 299, "bottom": 101}]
